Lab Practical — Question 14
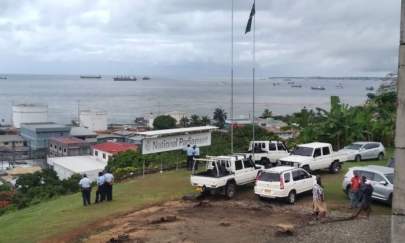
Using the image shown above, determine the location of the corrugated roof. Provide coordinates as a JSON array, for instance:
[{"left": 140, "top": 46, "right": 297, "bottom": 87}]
[
  {"left": 135, "top": 126, "right": 218, "bottom": 137},
  {"left": 70, "top": 127, "right": 97, "bottom": 137},
  {"left": 92, "top": 142, "right": 138, "bottom": 154},
  {"left": 49, "top": 156, "right": 106, "bottom": 172},
  {"left": 0, "top": 135, "right": 25, "bottom": 143}
]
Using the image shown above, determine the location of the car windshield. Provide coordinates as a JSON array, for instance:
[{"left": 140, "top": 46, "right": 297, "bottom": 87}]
[
  {"left": 344, "top": 144, "right": 363, "bottom": 150},
  {"left": 385, "top": 173, "right": 394, "bottom": 184},
  {"left": 258, "top": 172, "right": 280, "bottom": 182},
  {"left": 291, "top": 146, "right": 313, "bottom": 156}
]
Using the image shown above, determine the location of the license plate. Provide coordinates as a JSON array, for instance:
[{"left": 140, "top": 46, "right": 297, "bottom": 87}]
[{"left": 196, "top": 187, "right": 203, "bottom": 192}]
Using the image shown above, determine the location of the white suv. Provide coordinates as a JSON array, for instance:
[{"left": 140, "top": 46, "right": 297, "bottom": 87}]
[
  {"left": 339, "top": 142, "right": 385, "bottom": 162},
  {"left": 254, "top": 166, "right": 316, "bottom": 204}
]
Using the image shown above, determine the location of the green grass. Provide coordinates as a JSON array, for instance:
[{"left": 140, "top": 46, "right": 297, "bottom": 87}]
[
  {"left": 0, "top": 151, "right": 393, "bottom": 242},
  {"left": 321, "top": 149, "right": 393, "bottom": 214},
  {"left": 0, "top": 170, "right": 193, "bottom": 243}
]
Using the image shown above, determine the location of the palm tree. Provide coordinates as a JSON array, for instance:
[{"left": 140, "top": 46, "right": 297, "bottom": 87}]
[
  {"left": 179, "top": 116, "right": 190, "bottom": 127},
  {"left": 201, "top": 116, "right": 211, "bottom": 125},
  {"left": 190, "top": 114, "right": 202, "bottom": 126},
  {"left": 261, "top": 109, "right": 272, "bottom": 118},
  {"left": 213, "top": 108, "right": 227, "bottom": 129}
]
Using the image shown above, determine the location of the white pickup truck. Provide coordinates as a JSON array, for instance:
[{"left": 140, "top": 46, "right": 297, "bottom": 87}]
[
  {"left": 279, "top": 142, "right": 347, "bottom": 174},
  {"left": 190, "top": 155, "right": 263, "bottom": 199},
  {"left": 245, "top": 140, "right": 290, "bottom": 168}
]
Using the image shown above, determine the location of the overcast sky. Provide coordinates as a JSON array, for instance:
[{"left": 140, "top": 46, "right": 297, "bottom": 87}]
[{"left": 0, "top": 0, "right": 401, "bottom": 78}]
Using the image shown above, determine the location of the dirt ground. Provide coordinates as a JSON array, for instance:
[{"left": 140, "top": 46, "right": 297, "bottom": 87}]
[{"left": 47, "top": 185, "right": 389, "bottom": 243}]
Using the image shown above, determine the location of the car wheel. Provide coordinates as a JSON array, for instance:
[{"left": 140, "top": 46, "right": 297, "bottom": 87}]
[
  {"left": 355, "top": 155, "right": 361, "bottom": 162},
  {"left": 287, "top": 191, "right": 296, "bottom": 204},
  {"left": 329, "top": 162, "right": 341, "bottom": 174},
  {"left": 225, "top": 182, "right": 236, "bottom": 199},
  {"left": 378, "top": 153, "right": 384, "bottom": 161},
  {"left": 302, "top": 165, "right": 311, "bottom": 173}
]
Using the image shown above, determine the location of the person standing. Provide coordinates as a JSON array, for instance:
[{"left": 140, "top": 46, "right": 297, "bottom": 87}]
[
  {"left": 192, "top": 145, "right": 200, "bottom": 171},
  {"left": 349, "top": 171, "right": 361, "bottom": 208},
  {"left": 78, "top": 174, "right": 91, "bottom": 206},
  {"left": 312, "top": 176, "right": 327, "bottom": 219},
  {"left": 95, "top": 172, "right": 105, "bottom": 203},
  {"left": 184, "top": 144, "right": 194, "bottom": 170},
  {"left": 104, "top": 171, "right": 114, "bottom": 201},
  {"left": 351, "top": 176, "right": 374, "bottom": 219}
]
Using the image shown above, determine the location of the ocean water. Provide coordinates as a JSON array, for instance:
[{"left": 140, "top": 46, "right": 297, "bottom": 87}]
[{"left": 0, "top": 74, "right": 382, "bottom": 124}]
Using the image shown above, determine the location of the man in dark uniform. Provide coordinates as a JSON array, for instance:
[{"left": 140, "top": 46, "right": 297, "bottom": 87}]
[
  {"left": 104, "top": 171, "right": 114, "bottom": 201},
  {"left": 95, "top": 172, "right": 105, "bottom": 203},
  {"left": 351, "top": 176, "right": 374, "bottom": 219}
]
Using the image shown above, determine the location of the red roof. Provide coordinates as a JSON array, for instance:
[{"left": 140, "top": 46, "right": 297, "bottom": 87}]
[
  {"left": 92, "top": 142, "right": 138, "bottom": 154},
  {"left": 50, "top": 137, "right": 88, "bottom": 145}
]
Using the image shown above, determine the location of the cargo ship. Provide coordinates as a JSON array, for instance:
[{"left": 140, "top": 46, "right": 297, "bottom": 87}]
[
  {"left": 113, "top": 76, "right": 137, "bottom": 81},
  {"left": 80, "top": 75, "right": 102, "bottom": 79}
]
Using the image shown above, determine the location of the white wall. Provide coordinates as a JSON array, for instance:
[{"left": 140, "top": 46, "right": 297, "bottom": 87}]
[
  {"left": 93, "top": 148, "right": 112, "bottom": 163},
  {"left": 12, "top": 104, "right": 48, "bottom": 128}
]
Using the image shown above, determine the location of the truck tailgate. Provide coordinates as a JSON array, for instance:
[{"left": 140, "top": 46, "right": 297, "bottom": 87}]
[{"left": 190, "top": 175, "right": 225, "bottom": 188}]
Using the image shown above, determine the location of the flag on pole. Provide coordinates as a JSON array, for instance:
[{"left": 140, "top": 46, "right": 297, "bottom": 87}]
[{"left": 245, "top": 1, "right": 255, "bottom": 34}]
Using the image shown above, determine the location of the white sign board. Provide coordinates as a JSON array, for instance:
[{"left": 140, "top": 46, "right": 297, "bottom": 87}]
[{"left": 142, "top": 132, "right": 211, "bottom": 154}]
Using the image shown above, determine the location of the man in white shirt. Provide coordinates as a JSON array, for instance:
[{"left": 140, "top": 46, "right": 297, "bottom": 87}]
[
  {"left": 184, "top": 144, "right": 194, "bottom": 170},
  {"left": 78, "top": 174, "right": 92, "bottom": 206},
  {"left": 95, "top": 172, "right": 105, "bottom": 203},
  {"left": 104, "top": 171, "right": 114, "bottom": 201}
]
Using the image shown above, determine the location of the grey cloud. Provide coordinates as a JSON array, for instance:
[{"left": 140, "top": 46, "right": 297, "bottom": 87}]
[{"left": 0, "top": 0, "right": 401, "bottom": 77}]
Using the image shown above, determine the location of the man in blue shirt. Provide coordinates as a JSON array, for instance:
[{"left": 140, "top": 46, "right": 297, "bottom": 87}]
[{"left": 95, "top": 172, "right": 105, "bottom": 203}]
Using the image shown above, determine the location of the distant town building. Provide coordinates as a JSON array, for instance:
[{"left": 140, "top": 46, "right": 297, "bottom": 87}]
[
  {"left": 70, "top": 126, "right": 97, "bottom": 143},
  {"left": 79, "top": 110, "right": 107, "bottom": 132},
  {"left": 96, "top": 134, "right": 126, "bottom": 143},
  {"left": 48, "top": 137, "right": 91, "bottom": 157},
  {"left": 12, "top": 104, "right": 48, "bottom": 128},
  {"left": 92, "top": 142, "right": 138, "bottom": 163},
  {"left": 256, "top": 117, "right": 297, "bottom": 140},
  {"left": 164, "top": 111, "right": 188, "bottom": 125},
  {"left": 0, "top": 135, "right": 29, "bottom": 161},
  {"left": 225, "top": 117, "right": 252, "bottom": 129},
  {"left": 20, "top": 122, "right": 71, "bottom": 150}
]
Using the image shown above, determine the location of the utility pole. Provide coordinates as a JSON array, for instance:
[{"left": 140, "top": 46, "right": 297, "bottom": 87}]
[{"left": 392, "top": 1, "right": 405, "bottom": 242}]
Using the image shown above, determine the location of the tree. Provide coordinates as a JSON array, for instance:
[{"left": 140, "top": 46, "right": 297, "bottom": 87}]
[
  {"left": 213, "top": 108, "right": 227, "bottom": 128},
  {"left": 153, "top": 115, "right": 177, "bottom": 130},
  {"left": 190, "top": 114, "right": 202, "bottom": 126},
  {"left": 201, "top": 116, "right": 211, "bottom": 125},
  {"left": 261, "top": 109, "right": 272, "bottom": 118},
  {"left": 179, "top": 116, "right": 190, "bottom": 127}
]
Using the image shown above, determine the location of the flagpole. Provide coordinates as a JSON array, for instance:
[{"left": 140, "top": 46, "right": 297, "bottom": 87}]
[
  {"left": 252, "top": 0, "right": 256, "bottom": 144},
  {"left": 230, "top": 0, "right": 234, "bottom": 154}
]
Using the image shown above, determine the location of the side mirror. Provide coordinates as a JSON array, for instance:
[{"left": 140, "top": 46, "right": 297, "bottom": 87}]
[{"left": 379, "top": 180, "right": 388, "bottom": 186}]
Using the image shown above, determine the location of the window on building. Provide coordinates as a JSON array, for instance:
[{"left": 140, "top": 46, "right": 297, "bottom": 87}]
[
  {"left": 95, "top": 151, "right": 98, "bottom": 156},
  {"left": 63, "top": 149, "right": 67, "bottom": 153},
  {"left": 59, "top": 147, "right": 62, "bottom": 151},
  {"left": 108, "top": 156, "right": 112, "bottom": 161},
  {"left": 103, "top": 153, "right": 106, "bottom": 159},
  {"left": 4, "top": 142, "right": 9, "bottom": 145}
]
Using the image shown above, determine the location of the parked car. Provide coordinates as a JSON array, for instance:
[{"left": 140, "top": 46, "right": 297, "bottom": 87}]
[
  {"left": 342, "top": 165, "right": 394, "bottom": 205},
  {"left": 245, "top": 140, "right": 290, "bottom": 168},
  {"left": 190, "top": 155, "right": 263, "bottom": 199},
  {"left": 339, "top": 142, "right": 385, "bottom": 162},
  {"left": 254, "top": 166, "right": 316, "bottom": 204},
  {"left": 279, "top": 142, "right": 347, "bottom": 173}
]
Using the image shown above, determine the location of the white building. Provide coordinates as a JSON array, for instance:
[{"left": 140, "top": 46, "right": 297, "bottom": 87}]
[
  {"left": 165, "top": 111, "right": 188, "bottom": 125},
  {"left": 48, "top": 156, "right": 107, "bottom": 181},
  {"left": 12, "top": 104, "right": 48, "bottom": 128},
  {"left": 92, "top": 142, "right": 139, "bottom": 163},
  {"left": 79, "top": 110, "right": 107, "bottom": 132}
]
